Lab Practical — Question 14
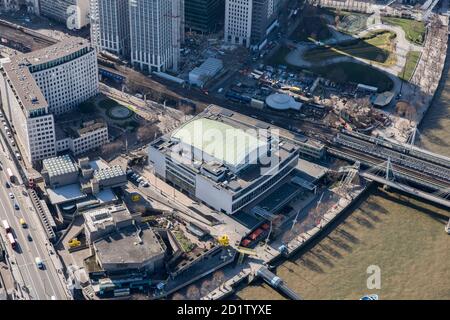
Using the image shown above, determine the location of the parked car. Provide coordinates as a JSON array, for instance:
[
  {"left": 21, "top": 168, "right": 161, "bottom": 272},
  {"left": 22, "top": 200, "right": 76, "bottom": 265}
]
[
  {"left": 27, "top": 234, "right": 33, "bottom": 242},
  {"left": 8, "top": 192, "right": 14, "bottom": 199}
]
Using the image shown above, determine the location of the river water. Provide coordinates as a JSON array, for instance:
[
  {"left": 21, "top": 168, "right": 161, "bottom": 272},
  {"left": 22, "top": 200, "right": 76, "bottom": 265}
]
[{"left": 236, "top": 46, "right": 450, "bottom": 300}]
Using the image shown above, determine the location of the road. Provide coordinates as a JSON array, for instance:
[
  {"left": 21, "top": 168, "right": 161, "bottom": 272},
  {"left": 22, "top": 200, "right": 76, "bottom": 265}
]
[{"left": 0, "top": 122, "right": 67, "bottom": 300}]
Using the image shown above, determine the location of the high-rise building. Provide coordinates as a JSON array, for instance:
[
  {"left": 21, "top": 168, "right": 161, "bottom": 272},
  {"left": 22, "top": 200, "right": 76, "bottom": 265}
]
[
  {"left": 90, "top": 0, "right": 130, "bottom": 58},
  {"left": 0, "top": 38, "right": 99, "bottom": 164},
  {"left": 40, "top": 0, "right": 90, "bottom": 30},
  {"left": 129, "top": 0, "right": 183, "bottom": 73},
  {"left": 224, "top": 0, "right": 277, "bottom": 50},
  {"left": 184, "top": 0, "right": 225, "bottom": 34},
  {"left": 0, "top": 0, "right": 39, "bottom": 14}
]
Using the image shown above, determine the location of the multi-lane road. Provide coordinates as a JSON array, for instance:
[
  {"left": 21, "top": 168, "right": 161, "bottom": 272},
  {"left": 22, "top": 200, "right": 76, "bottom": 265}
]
[{"left": 0, "top": 119, "right": 68, "bottom": 300}]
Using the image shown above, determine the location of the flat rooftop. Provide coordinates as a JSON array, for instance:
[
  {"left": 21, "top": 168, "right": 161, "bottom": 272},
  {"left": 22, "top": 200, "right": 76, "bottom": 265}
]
[
  {"left": 172, "top": 117, "right": 266, "bottom": 167},
  {"left": 55, "top": 117, "right": 107, "bottom": 140},
  {"left": 0, "top": 37, "right": 91, "bottom": 112},
  {"left": 47, "top": 183, "right": 86, "bottom": 205},
  {"left": 152, "top": 105, "right": 302, "bottom": 193},
  {"left": 43, "top": 155, "right": 78, "bottom": 178},
  {"left": 94, "top": 224, "right": 165, "bottom": 265}
]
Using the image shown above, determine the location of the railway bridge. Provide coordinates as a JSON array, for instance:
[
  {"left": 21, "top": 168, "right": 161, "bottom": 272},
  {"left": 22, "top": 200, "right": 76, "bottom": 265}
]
[{"left": 328, "top": 130, "right": 450, "bottom": 208}]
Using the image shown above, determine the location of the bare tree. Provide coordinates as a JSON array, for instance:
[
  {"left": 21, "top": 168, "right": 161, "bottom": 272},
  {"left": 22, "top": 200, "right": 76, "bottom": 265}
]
[
  {"left": 172, "top": 293, "right": 186, "bottom": 300},
  {"left": 99, "top": 139, "right": 123, "bottom": 158},
  {"left": 200, "top": 280, "right": 213, "bottom": 296},
  {"left": 186, "top": 285, "right": 201, "bottom": 300},
  {"left": 136, "top": 125, "right": 161, "bottom": 142},
  {"left": 211, "top": 270, "right": 225, "bottom": 288}
]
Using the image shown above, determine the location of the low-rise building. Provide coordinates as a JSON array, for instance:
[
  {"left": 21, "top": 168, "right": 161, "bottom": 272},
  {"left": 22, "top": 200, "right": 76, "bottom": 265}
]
[
  {"left": 42, "top": 154, "right": 79, "bottom": 188},
  {"left": 83, "top": 204, "right": 134, "bottom": 244},
  {"left": 149, "top": 105, "right": 301, "bottom": 214},
  {"left": 56, "top": 119, "right": 109, "bottom": 156},
  {"left": 189, "top": 57, "right": 223, "bottom": 88},
  {"left": 92, "top": 224, "right": 166, "bottom": 275}
]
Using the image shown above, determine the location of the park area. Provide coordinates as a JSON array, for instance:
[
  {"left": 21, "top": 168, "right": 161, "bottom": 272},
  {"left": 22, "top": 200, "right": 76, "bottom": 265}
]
[
  {"left": 401, "top": 51, "right": 421, "bottom": 81},
  {"left": 303, "top": 30, "right": 396, "bottom": 65},
  {"left": 381, "top": 17, "right": 425, "bottom": 45}
]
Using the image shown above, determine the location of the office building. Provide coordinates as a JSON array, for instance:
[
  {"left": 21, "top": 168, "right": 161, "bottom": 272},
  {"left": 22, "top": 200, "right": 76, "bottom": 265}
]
[
  {"left": 224, "top": 0, "right": 277, "bottom": 50},
  {"left": 129, "top": 0, "right": 183, "bottom": 73},
  {"left": 0, "top": 38, "right": 99, "bottom": 163},
  {"left": 184, "top": 0, "right": 225, "bottom": 33},
  {"left": 90, "top": 0, "right": 130, "bottom": 57}
]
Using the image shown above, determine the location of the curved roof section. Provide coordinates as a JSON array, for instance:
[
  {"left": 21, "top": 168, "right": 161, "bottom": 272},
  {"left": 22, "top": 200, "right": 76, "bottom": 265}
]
[
  {"left": 266, "top": 93, "right": 302, "bottom": 111},
  {"left": 171, "top": 118, "right": 266, "bottom": 167}
]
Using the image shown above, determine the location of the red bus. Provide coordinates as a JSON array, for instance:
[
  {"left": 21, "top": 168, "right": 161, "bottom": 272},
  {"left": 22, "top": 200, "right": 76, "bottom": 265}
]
[
  {"left": 7, "top": 232, "right": 16, "bottom": 248},
  {"left": 2, "top": 220, "right": 11, "bottom": 233}
]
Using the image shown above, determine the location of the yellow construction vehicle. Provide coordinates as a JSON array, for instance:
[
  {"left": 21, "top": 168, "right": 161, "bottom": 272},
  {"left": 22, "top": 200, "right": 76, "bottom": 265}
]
[
  {"left": 217, "top": 235, "right": 230, "bottom": 246},
  {"left": 68, "top": 238, "right": 81, "bottom": 248},
  {"left": 131, "top": 194, "right": 141, "bottom": 202}
]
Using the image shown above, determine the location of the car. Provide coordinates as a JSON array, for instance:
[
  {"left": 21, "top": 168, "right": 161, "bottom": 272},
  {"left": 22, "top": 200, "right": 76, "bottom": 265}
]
[
  {"left": 10, "top": 140, "right": 15, "bottom": 146},
  {"left": 14, "top": 202, "right": 19, "bottom": 210},
  {"left": 35, "top": 257, "right": 44, "bottom": 269},
  {"left": 8, "top": 192, "right": 14, "bottom": 199},
  {"left": 15, "top": 153, "right": 21, "bottom": 160},
  {"left": 27, "top": 234, "right": 32, "bottom": 242},
  {"left": 19, "top": 218, "right": 27, "bottom": 228},
  {"left": 5, "top": 181, "right": 10, "bottom": 188}
]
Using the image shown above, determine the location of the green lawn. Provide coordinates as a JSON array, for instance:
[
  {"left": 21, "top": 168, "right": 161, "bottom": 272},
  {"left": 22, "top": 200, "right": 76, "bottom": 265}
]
[
  {"left": 311, "top": 62, "right": 394, "bottom": 92},
  {"left": 303, "top": 30, "right": 396, "bottom": 65},
  {"left": 333, "top": 10, "right": 370, "bottom": 35},
  {"left": 400, "top": 51, "right": 421, "bottom": 81},
  {"left": 381, "top": 17, "right": 425, "bottom": 45}
]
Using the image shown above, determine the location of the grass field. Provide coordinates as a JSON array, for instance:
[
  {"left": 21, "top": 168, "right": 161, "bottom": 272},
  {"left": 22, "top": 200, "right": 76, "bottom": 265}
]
[
  {"left": 400, "top": 51, "right": 421, "bottom": 81},
  {"left": 311, "top": 62, "right": 394, "bottom": 92},
  {"left": 381, "top": 17, "right": 425, "bottom": 45},
  {"left": 236, "top": 187, "right": 450, "bottom": 300},
  {"left": 303, "top": 30, "right": 396, "bottom": 65},
  {"left": 334, "top": 11, "right": 370, "bottom": 35}
]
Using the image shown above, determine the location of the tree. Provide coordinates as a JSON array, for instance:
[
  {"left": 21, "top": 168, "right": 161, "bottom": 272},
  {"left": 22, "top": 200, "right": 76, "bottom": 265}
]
[
  {"left": 200, "top": 280, "right": 213, "bottom": 296},
  {"left": 136, "top": 125, "right": 160, "bottom": 142},
  {"left": 186, "top": 285, "right": 200, "bottom": 300},
  {"left": 172, "top": 293, "right": 185, "bottom": 300},
  {"left": 211, "top": 271, "right": 225, "bottom": 288},
  {"left": 99, "top": 139, "right": 123, "bottom": 158}
]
